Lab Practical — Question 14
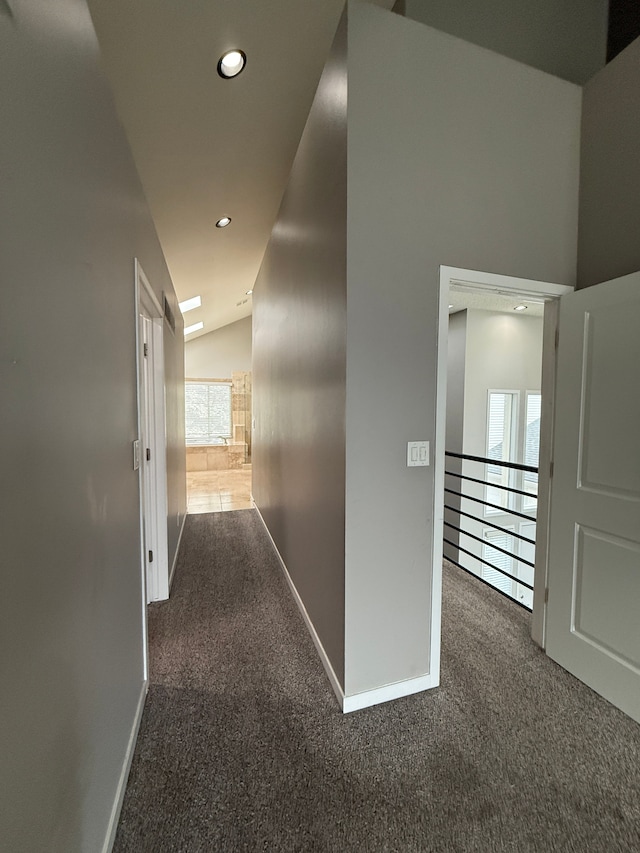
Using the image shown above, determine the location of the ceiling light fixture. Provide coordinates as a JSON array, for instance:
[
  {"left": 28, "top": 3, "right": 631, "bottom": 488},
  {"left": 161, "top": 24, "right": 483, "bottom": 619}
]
[
  {"left": 216, "top": 217, "right": 232, "bottom": 228},
  {"left": 246, "top": 289, "right": 253, "bottom": 295},
  {"left": 514, "top": 304, "right": 527, "bottom": 311},
  {"left": 184, "top": 321, "right": 204, "bottom": 336},
  {"left": 217, "top": 50, "right": 246, "bottom": 79},
  {"left": 179, "top": 295, "right": 202, "bottom": 314},
  {"left": 448, "top": 304, "right": 454, "bottom": 309}
]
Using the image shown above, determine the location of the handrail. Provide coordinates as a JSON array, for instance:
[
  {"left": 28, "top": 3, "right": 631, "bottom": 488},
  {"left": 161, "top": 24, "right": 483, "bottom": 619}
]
[
  {"left": 443, "top": 449, "right": 538, "bottom": 611},
  {"left": 445, "top": 469, "right": 536, "bottom": 499},
  {"left": 445, "top": 450, "right": 538, "bottom": 474}
]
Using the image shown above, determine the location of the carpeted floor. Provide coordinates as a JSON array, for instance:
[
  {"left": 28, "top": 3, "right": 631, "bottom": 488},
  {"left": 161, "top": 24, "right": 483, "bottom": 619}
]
[{"left": 114, "top": 510, "right": 640, "bottom": 852}]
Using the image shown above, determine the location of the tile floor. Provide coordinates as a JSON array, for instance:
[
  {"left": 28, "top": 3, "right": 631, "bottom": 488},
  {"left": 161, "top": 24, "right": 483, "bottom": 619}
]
[{"left": 187, "top": 467, "right": 253, "bottom": 514}]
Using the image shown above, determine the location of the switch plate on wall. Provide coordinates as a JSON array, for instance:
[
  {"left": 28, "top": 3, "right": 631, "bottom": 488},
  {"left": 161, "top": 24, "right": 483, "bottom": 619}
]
[{"left": 407, "top": 441, "right": 429, "bottom": 467}]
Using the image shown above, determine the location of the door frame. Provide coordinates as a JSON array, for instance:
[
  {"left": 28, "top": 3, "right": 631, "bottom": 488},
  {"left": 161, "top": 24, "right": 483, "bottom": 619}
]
[
  {"left": 434, "top": 266, "right": 573, "bottom": 652},
  {"left": 135, "top": 259, "right": 169, "bottom": 612}
]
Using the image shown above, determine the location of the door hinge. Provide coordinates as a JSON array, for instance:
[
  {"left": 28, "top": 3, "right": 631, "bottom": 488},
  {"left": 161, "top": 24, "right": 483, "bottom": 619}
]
[
  {"left": 554, "top": 328, "right": 559, "bottom": 350},
  {"left": 143, "top": 343, "right": 148, "bottom": 357},
  {"left": 544, "top": 587, "right": 549, "bottom": 604},
  {"left": 146, "top": 447, "right": 151, "bottom": 461},
  {"left": 549, "top": 460, "right": 554, "bottom": 478},
  {"left": 148, "top": 550, "right": 154, "bottom": 563}
]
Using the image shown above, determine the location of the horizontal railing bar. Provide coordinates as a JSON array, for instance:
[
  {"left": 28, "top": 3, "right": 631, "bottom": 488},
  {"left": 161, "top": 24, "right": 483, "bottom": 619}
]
[
  {"left": 445, "top": 450, "right": 538, "bottom": 474},
  {"left": 443, "top": 522, "right": 535, "bottom": 567},
  {"left": 443, "top": 537, "right": 534, "bottom": 590},
  {"left": 444, "top": 487, "right": 536, "bottom": 522},
  {"left": 443, "top": 505, "right": 536, "bottom": 545},
  {"left": 443, "top": 556, "right": 532, "bottom": 611},
  {"left": 445, "top": 469, "right": 537, "bottom": 499}
]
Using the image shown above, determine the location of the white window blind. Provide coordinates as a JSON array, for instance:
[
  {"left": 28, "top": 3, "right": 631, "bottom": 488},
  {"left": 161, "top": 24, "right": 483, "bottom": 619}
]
[
  {"left": 482, "top": 528, "right": 515, "bottom": 596},
  {"left": 185, "top": 382, "right": 232, "bottom": 446},
  {"left": 486, "top": 391, "right": 517, "bottom": 512}
]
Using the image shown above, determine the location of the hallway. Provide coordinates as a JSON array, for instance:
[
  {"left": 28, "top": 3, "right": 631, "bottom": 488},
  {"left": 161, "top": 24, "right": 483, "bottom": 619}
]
[
  {"left": 186, "top": 467, "right": 253, "bottom": 514},
  {"left": 114, "top": 510, "right": 640, "bottom": 852}
]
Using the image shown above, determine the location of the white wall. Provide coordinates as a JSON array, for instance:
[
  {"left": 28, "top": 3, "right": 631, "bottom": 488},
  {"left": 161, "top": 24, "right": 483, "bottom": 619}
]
[
  {"left": 463, "top": 311, "right": 544, "bottom": 457},
  {"left": 185, "top": 316, "right": 252, "bottom": 379},
  {"left": 345, "top": 4, "right": 580, "bottom": 697},
  {"left": 0, "top": 2, "right": 186, "bottom": 849},
  {"left": 402, "top": 0, "right": 608, "bottom": 84}
]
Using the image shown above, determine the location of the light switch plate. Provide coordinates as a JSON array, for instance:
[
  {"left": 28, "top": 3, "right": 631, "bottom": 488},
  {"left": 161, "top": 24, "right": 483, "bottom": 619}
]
[{"left": 407, "top": 440, "right": 429, "bottom": 467}]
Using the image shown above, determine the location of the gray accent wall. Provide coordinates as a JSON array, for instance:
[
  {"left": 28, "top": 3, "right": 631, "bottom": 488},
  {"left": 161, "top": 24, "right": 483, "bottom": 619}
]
[
  {"left": 253, "top": 2, "right": 581, "bottom": 702},
  {"left": 578, "top": 37, "right": 640, "bottom": 288},
  {"left": 344, "top": 3, "right": 580, "bottom": 696},
  {"left": 402, "top": 0, "right": 608, "bottom": 85},
  {"left": 185, "top": 316, "right": 252, "bottom": 378},
  {"left": 252, "top": 13, "right": 348, "bottom": 685},
  {"left": 0, "top": 2, "right": 185, "bottom": 850}
]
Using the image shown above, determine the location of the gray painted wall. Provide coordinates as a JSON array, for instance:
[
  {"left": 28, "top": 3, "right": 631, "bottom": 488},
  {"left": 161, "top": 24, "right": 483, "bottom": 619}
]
[
  {"left": 446, "top": 312, "right": 467, "bottom": 457},
  {"left": 402, "top": 0, "right": 608, "bottom": 84},
  {"left": 578, "top": 37, "right": 640, "bottom": 289},
  {"left": 344, "top": 4, "right": 580, "bottom": 695},
  {"left": 0, "top": 2, "right": 185, "bottom": 850},
  {"left": 444, "top": 310, "right": 468, "bottom": 560},
  {"left": 252, "top": 13, "right": 348, "bottom": 686},
  {"left": 185, "top": 316, "right": 252, "bottom": 378}
]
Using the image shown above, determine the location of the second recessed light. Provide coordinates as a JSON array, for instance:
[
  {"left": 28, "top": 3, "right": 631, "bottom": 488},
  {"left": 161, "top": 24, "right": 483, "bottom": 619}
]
[
  {"left": 216, "top": 217, "right": 232, "bottom": 228},
  {"left": 217, "top": 50, "right": 246, "bottom": 79}
]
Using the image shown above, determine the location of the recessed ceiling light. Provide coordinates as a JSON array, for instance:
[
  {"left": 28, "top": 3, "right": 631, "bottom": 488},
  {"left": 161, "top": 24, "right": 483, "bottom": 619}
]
[
  {"left": 216, "top": 217, "right": 232, "bottom": 228},
  {"left": 179, "top": 295, "right": 202, "bottom": 314},
  {"left": 448, "top": 304, "right": 454, "bottom": 309},
  {"left": 246, "top": 289, "right": 253, "bottom": 295},
  {"left": 184, "top": 321, "right": 204, "bottom": 336},
  {"left": 217, "top": 50, "right": 246, "bottom": 79},
  {"left": 514, "top": 304, "right": 527, "bottom": 311}
]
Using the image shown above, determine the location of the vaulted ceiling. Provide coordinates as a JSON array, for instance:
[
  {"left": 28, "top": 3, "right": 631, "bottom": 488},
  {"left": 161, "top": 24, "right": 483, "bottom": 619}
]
[{"left": 88, "top": 0, "right": 394, "bottom": 339}]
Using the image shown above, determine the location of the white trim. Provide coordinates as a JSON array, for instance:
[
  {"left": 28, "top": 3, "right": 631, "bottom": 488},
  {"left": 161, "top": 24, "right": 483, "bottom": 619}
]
[
  {"left": 436, "top": 266, "right": 573, "bottom": 650},
  {"left": 254, "top": 507, "right": 345, "bottom": 710},
  {"left": 343, "top": 672, "right": 439, "bottom": 714},
  {"left": 101, "top": 680, "right": 148, "bottom": 853},
  {"left": 133, "top": 265, "right": 149, "bottom": 683},
  {"left": 531, "top": 300, "right": 561, "bottom": 647},
  {"left": 136, "top": 259, "right": 170, "bottom": 603},
  {"left": 169, "top": 512, "right": 187, "bottom": 592}
]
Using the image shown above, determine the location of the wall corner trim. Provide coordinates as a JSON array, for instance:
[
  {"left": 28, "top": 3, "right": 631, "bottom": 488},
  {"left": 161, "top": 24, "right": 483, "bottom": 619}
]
[
  {"left": 254, "top": 507, "right": 345, "bottom": 710},
  {"left": 169, "top": 512, "right": 187, "bottom": 592},
  {"left": 342, "top": 672, "right": 438, "bottom": 714},
  {"left": 101, "top": 679, "right": 148, "bottom": 853}
]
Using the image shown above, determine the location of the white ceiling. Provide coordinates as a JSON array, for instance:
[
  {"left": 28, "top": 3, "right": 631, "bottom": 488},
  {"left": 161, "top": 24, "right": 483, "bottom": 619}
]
[
  {"left": 449, "top": 285, "right": 546, "bottom": 317},
  {"left": 88, "top": 0, "right": 395, "bottom": 340}
]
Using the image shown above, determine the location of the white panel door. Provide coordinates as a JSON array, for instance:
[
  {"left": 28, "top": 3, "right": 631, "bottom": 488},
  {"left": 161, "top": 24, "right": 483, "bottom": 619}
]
[{"left": 546, "top": 271, "right": 640, "bottom": 723}]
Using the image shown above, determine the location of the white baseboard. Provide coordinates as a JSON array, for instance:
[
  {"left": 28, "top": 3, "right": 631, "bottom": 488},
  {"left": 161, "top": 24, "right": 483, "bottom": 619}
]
[
  {"left": 343, "top": 672, "right": 438, "bottom": 713},
  {"left": 254, "top": 507, "right": 346, "bottom": 711},
  {"left": 101, "top": 680, "right": 148, "bottom": 853},
  {"left": 169, "top": 512, "right": 187, "bottom": 592}
]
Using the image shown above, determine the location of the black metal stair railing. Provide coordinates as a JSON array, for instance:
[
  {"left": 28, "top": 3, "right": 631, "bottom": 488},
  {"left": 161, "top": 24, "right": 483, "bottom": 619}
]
[{"left": 443, "top": 450, "right": 538, "bottom": 610}]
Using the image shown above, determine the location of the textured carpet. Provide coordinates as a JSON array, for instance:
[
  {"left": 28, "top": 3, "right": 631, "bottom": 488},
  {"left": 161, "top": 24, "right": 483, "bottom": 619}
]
[{"left": 113, "top": 510, "right": 640, "bottom": 852}]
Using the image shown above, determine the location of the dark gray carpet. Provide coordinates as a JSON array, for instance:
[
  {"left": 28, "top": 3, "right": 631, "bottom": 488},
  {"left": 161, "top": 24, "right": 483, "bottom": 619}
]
[{"left": 114, "top": 510, "right": 640, "bottom": 852}]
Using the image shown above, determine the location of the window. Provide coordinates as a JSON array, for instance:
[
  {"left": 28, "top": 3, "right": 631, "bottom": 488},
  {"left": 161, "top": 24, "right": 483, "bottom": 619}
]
[
  {"left": 485, "top": 391, "right": 518, "bottom": 513},
  {"left": 482, "top": 527, "right": 515, "bottom": 596},
  {"left": 185, "top": 381, "right": 232, "bottom": 446},
  {"left": 523, "top": 392, "right": 541, "bottom": 512}
]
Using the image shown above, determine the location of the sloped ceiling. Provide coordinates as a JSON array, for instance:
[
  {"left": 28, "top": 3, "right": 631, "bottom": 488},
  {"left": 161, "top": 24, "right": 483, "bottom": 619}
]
[{"left": 88, "top": 0, "right": 394, "bottom": 339}]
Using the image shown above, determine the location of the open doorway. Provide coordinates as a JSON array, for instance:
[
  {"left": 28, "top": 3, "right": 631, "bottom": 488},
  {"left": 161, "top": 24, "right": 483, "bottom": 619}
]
[
  {"left": 182, "top": 316, "right": 253, "bottom": 514},
  {"left": 433, "top": 266, "right": 573, "bottom": 649}
]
